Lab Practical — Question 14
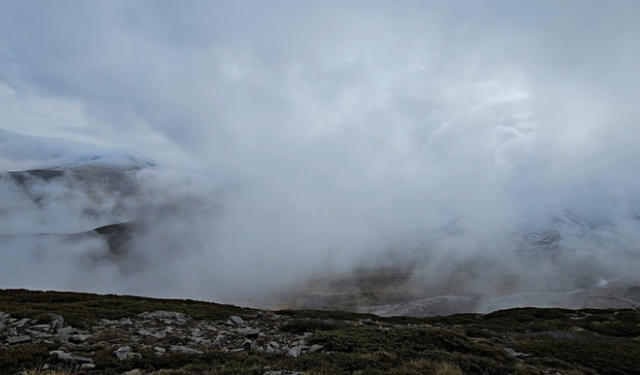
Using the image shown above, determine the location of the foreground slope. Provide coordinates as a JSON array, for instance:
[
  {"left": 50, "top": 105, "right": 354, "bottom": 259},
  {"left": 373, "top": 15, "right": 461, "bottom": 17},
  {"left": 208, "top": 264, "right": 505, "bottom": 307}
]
[{"left": 1, "top": 289, "right": 639, "bottom": 375}]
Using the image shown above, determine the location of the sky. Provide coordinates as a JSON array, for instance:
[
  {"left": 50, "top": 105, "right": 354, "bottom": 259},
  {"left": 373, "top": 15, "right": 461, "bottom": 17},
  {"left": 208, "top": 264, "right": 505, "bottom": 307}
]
[{"left": 1, "top": 1, "right": 640, "bottom": 303}]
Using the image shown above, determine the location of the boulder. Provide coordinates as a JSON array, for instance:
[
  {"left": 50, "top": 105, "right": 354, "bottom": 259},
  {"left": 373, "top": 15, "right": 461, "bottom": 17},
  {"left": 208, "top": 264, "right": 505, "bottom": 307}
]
[
  {"left": 229, "top": 316, "right": 244, "bottom": 326},
  {"left": 113, "top": 346, "right": 142, "bottom": 360},
  {"left": 138, "top": 311, "right": 192, "bottom": 321},
  {"left": 169, "top": 345, "right": 202, "bottom": 354},
  {"left": 287, "top": 346, "right": 302, "bottom": 358},
  {"left": 7, "top": 336, "right": 32, "bottom": 345}
]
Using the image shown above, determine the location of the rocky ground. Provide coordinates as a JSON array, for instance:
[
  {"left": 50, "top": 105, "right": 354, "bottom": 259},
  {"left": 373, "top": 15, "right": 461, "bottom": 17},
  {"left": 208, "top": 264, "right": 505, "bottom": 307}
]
[{"left": 2, "top": 289, "right": 640, "bottom": 375}]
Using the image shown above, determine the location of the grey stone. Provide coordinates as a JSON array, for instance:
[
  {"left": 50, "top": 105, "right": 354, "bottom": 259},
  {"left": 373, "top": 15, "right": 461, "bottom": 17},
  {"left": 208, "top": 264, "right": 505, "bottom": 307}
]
[
  {"left": 53, "top": 334, "right": 71, "bottom": 342},
  {"left": 268, "top": 341, "right": 280, "bottom": 349},
  {"left": 138, "top": 311, "right": 192, "bottom": 321},
  {"left": 191, "top": 328, "right": 204, "bottom": 337},
  {"left": 120, "top": 318, "right": 134, "bottom": 326},
  {"left": 169, "top": 345, "right": 202, "bottom": 354},
  {"left": 193, "top": 337, "right": 211, "bottom": 345},
  {"left": 241, "top": 340, "right": 254, "bottom": 350},
  {"left": 0, "top": 312, "right": 9, "bottom": 322},
  {"left": 237, "top": 327, "right": 260, "bottom": 339},
  {"left": 138, "top": 329, "right": 166, "bottom": 339},
  {"left": 31, "top": 324, "right": 52, "bottom": 332},
  {"left": 10, "top": 318, "right": 30, "bottom": 328},
  {"left": 69, "top": 334, "right": 92, "bottom": 343},
  {"left": 49, "top": 350, "right": 94, "bottom": 364},
  {"left": 24, "top": 329, "right": 51, "bottom": 338},
  {"left": 287, "top": 346, "right": 302, "bottom": 358},
  {"left": 229, "top": 316, "right": 244, "bottom": 326},
  {"left": 48, "top": 314, "right": 65, "bottom": 332},
  {"left": 123, "top": 370, "right": 142, "bottom": 375},
  {"left": 0, "top": 323, "right": 5, "bottom": 333},
  {"left": 307, "top": 344, "right": 324, "bottom": 354},
  {"left": 80, "top": 364, "right": 96, "bottom": 370},
  {"left": 56, "top": 327, "right": 79, "bottom": 335},
  {"left": 7, "top": 335, "right": 32, "bottom": 345},
  {"left": 114, "top": 346, "right": 142, "bottom": 360},
  {"left": 154, "top": 346, "right": 166, "bottom": 354},
  {"left": 504, "top": 347, "right": 533, "bottom": 358}
]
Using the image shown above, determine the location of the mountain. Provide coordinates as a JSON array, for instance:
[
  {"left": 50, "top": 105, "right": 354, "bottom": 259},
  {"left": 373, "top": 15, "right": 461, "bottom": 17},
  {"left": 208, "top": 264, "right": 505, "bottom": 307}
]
[{"left": 0, "top": 127, "right": 155, "bottom": 171}]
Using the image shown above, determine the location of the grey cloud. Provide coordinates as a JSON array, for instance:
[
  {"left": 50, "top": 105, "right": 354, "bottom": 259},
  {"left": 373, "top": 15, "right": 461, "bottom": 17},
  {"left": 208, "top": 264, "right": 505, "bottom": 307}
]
[{"left": 1, "top": 1, "right": 640, "bottom": 304}]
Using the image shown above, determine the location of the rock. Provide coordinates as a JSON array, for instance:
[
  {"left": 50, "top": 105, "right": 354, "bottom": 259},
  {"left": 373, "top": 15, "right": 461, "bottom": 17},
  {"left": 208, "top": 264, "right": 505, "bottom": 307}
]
[
  {"left": 10, "top": 318, "right": 30, "bottom": 328},
  {"left": 24, "top": 329, "right": 51, "bottom": 338},
  {"left": 191, "top": 328, "right": 204, "bottom": 337},
  {"left": 56, "top": 327, "right": 79, "bottom": 335},
  {"left": 167, "top": 336, "right": 184, "bottom": 345},
  {"left": 237, "top": 328, "right": 260, "bottom": 339},
  {"left": 0, "top": 312, "right": 9, "bottom": 322},
  {"left": 287, "top": 346, "right": 302, "bottom": 358},
  {"left": 138, "top": 329, "right": 166, "bottom": 339},
  {"left": 154, "top": 346, "right": 166, "bottom": 354},
  {"left": 48, "top": 314, "right": 65, "bottom": 332},
  {"left": 0, "top": 323, "right": 5, "bottom": 333},
  {"left": 504, "top": 347, "right": 533, "bottom": 358},
  {"left": 31, "top": 324, "right": 52, "bottom": 332},
  {"left": 53, "top": 334, "right": 71, "bottom": 342},
  {"left": 229, "top": 316, "right": 244, "bottom": 326},
  {"left": 123, "top": 370, "right": 142, "bottom": 375},
  {"left": 69, "top": 334, "right": 92, "bottom": 343},
  {"left": 7, "top": 335, "right": 32, "bottom": 345},
  {"left": 120, "top": 318, "right": 134, "bottom": 326},
  {"left": 263, "top": 371, "right": 301, "bottom": 375},
  {"left": 81, "top": 364, "right": 96, "bottom": 370},
  {"left": 307, "top": 344, "right": 324, "bottom": 354},
  {"left": 241, "top": 340, "right": 254, "bottom": 350},
  {"left": 193, "top": 337, "right": 211, "bottom": 345},
  {"left": 268, "top": 341, "right": 280, "bottom": 349},
  {"left": 114, "top": 346, "right": 142, "bottom": 360},
  {"left": 360, "top": 319, "right": 374, "bottom": 325},
  {"left": 138, "top": 311, "right": 192, "bottom": 321},
  {"left": 169, "top": 345, "right": 202, "bottom": 354},
  {"left": 49, "top": 350, "right": 94, "bottom": 364}
]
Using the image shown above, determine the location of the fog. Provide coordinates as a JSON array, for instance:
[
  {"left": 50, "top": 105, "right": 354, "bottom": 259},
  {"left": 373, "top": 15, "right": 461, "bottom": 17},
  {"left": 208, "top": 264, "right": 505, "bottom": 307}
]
[{"left": 1, "top": 1, "right": 640, "bottom": 308}]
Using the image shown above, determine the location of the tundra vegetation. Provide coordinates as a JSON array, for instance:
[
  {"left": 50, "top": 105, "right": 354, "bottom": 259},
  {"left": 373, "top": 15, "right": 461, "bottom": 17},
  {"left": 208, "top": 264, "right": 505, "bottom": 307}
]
[{"left": 1, "top": 289, "right": 639, "bottom": 375}]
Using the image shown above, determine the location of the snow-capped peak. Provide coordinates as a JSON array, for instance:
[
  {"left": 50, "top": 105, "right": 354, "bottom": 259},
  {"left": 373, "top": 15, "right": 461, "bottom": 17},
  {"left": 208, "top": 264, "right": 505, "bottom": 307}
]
[{"left": 0, "top": 128, "right": 155, "bottom": 171}]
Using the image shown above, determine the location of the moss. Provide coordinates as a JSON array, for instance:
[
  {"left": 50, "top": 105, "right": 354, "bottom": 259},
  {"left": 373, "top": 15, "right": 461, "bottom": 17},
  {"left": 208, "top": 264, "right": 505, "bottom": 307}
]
[
  {"left": 516, "top": 337, "right": 640, "bottom": 375},
  {"left": 0, "top": 344, "right": 55, "bottom": 375},
  {"left": 280, "top": 318, "right": 350, "bottom": 333}
]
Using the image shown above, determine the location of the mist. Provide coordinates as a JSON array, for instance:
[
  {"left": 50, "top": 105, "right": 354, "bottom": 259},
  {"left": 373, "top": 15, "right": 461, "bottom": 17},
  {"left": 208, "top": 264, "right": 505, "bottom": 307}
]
[{"left": 1, "top": 1, "right": 640, "bottom": 309}]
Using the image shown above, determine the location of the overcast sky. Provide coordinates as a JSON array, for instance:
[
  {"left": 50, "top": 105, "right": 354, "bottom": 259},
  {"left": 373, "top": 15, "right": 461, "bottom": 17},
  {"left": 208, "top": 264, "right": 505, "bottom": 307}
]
[{"left": 1, "top": 1, "right": 640, "bottom": 300}]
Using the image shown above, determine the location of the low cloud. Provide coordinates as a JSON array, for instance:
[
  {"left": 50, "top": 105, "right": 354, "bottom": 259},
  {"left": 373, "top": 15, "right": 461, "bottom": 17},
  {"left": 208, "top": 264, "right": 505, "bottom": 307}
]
[{"left": 1, "top": 1, "right": 640, "bottom": 306}]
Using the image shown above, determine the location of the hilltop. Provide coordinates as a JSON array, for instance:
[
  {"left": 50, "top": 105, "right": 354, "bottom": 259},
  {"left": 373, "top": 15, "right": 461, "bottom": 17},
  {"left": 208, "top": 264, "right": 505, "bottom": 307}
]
[{"left": 1, "top": 289, "right": 639, "bottom": 375}]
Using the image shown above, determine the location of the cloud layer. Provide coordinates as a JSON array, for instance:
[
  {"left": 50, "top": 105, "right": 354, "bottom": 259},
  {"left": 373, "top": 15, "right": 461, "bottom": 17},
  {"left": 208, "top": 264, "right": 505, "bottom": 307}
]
[{"left": 1, "top": 1, "right": 640, "bottom": 304}]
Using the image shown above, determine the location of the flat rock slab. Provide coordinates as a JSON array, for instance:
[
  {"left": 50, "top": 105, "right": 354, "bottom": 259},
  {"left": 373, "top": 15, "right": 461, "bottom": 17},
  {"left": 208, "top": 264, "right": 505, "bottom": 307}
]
[{"left": 7, "top": 335, "right": 32, "bottom": 344}]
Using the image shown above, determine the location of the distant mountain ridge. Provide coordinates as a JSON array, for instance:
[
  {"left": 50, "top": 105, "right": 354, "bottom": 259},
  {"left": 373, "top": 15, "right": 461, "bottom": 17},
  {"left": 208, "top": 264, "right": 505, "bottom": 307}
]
[{"left": 0, "top": 127, "right": 155, "bottom": 171}]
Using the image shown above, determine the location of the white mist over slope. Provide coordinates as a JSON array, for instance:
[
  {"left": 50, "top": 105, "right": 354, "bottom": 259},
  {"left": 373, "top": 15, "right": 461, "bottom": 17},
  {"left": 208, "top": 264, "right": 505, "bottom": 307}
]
[{"left": 1, "top": 1, "right": 640, "bottom": 307}]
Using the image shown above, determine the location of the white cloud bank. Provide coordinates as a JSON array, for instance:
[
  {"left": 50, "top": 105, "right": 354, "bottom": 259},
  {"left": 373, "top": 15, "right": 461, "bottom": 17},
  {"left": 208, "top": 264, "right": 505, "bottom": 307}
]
[{"left": 1, "top": 1, "right": 640, "bottom": 304}]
